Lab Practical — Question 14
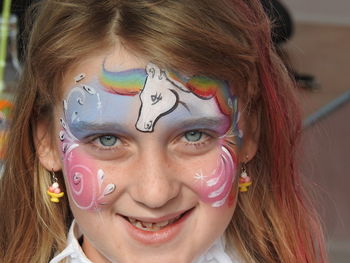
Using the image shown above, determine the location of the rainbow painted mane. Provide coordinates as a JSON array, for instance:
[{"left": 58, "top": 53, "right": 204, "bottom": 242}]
[
  {"left": 100, "top": 63, "right": 233, "bottom": 116},
  {"left": 100, "top": 63, "right": 146, "bottom": 96},
  {"left": 167, "top": 70, "right": 233, "bottom": 116}
]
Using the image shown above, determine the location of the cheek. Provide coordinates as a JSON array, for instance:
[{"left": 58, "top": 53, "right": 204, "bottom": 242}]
[
  {"left": 191, "top": 146, "right": 237, "bottom": 208},
  {"left": 62, "top": 146, "right": 116, "bottom": 211},
  {"left": 63, "top": 146, "right": 97, "bottom": 210}
]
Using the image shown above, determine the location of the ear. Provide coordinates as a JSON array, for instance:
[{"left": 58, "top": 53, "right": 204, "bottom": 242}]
[
  {"left": 238, "top": 106, "right": 260, "bottom": 163},
  {"left": 35, "top": 120, "right": 62, "bottom": 171},
  {"left": 146, "top": 63, "right": 161, "bottom": 79}
]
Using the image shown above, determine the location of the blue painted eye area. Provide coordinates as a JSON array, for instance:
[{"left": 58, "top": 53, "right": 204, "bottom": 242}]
[
  {"left": 99, "top": 135, "right": 118, "bottom": 147},
  {"left": 184, "top": 131, "right": 202, "bottom": 142}
]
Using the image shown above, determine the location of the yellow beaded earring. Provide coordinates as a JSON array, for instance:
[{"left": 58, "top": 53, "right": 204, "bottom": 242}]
[
  {"left": 238, "top": 162, "right": 252, "bottom": 192},
  {"left": 47, "top": 170, "right": 64, "bottom": 203}
]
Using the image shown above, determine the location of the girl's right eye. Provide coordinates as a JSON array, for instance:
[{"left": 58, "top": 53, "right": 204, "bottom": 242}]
[
  {"left": 99, "top": 135, "right": 117, "bottom": 147},
  {"left": 92, "top": 135, "right": 121, "bottom": 150},
  {"left": 82, "top": 134, "right": 128, "bottom": 160}
]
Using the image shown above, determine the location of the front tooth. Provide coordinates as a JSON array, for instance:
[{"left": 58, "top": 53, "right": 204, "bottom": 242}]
[
  {"left": 143, "top": 222, "right": 153, "bottom": 228},
  {"left": 135, "top": 221, "right": 143, "bottom": 229},
  {"left": 155, "top": 220, "right": 169, "bottom": 227},
  {"left": 152, "top": 225, "right": 161, "bottom": 231}
]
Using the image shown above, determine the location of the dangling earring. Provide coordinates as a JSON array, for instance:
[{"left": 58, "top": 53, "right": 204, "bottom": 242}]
[
  {"left": 47, "top": 169, "right": 64, "bottom": 203},
  {"left": 238, "top": 162, "right": 252, "bottom": 192}
]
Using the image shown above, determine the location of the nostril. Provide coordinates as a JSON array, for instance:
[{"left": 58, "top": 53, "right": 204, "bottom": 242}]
[{"left": 144, "top": 120, "right": 153, "bottom": 130}]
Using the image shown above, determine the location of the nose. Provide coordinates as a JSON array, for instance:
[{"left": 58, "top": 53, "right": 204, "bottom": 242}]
[
  {"left": 129, "top": 147, "right": 181, "bottom": 209},
  {"left": 135, "top": 119, "right": 153, "bottom": 132}
]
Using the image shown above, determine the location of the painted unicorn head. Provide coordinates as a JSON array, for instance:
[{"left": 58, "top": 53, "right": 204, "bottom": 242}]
[
  {"left": 100, "top": 61, "right": 235, "bottom": 133},
  {"left": 136, "top": 63, "right": 180, "bottom": 132}
]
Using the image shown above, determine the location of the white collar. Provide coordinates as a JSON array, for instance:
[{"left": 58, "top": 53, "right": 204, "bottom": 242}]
[
  {"left": 49, "top": 220, "right": 92, "bottom": 263},
  {"left": 50, "top": 220, "right": 242, "bottom": 263}
]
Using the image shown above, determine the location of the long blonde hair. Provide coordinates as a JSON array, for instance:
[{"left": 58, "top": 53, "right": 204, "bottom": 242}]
[{"left": 0, "top": 0, "right": 326, "bottom": 262}]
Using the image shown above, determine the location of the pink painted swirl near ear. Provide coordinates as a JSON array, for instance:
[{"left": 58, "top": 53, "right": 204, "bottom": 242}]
[
  {"left": 67, "top": 163, "right": 97, "bottom": 210},
  {"left": 200, "top": 146, "right": 236, "bottom": 207}
]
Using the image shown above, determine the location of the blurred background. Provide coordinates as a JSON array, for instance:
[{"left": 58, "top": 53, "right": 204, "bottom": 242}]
[
  {"left": 0, "top": 0, "right": 348, "bottom": 262},
  {"left": 279, "top": 1, "right": 350, "bottom": 262}
]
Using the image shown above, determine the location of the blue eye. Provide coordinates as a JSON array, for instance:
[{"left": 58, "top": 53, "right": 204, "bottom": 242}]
[
  {"left": 184, "top": 131, "right": 202, "bottom": 142},
  {"left": 99, "top": 135, "right": 118, "bottom": 147}
]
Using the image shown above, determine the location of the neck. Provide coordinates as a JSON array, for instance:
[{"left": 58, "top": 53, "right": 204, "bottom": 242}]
[{"left": 82, "top": 237, "right": 111, "bottom": 263}]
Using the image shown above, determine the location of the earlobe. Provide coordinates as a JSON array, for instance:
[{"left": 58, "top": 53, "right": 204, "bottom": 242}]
[
  {"left": 238, "top": 109, "right": 260, "bottom": 163},
  {"left": 240, "top": 135, "right": 258, "bottom": 163},
  {"left": 35, "top": 120, "right": 62, "bottom": 171}
]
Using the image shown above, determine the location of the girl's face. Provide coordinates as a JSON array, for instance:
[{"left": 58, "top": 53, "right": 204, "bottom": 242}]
[{"left": 54, "top": 47, "right": 242, "bottom": 263}]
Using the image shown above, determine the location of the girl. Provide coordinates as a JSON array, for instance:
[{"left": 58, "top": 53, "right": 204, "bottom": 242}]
[{"left": 0, "top": 0, "right": 327, "bottom": 262}]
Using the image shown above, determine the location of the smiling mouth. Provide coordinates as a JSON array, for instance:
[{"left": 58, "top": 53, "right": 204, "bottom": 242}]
[{"left": 122, "top": 209, "right": 192, "bottom": 232}]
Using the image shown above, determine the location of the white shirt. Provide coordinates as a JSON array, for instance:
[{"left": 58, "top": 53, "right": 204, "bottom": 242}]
[{"left": 50, "top": 221, "right": 242, "bottom": 263}]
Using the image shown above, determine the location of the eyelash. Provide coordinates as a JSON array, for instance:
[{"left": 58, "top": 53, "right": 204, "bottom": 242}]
[
  {"left": 86, "top": 130, "right": 214, "bottom": 153},
  {"left": 181, "top": 130, "right": 213, "bottom": 148},
  {"left": 89, "top": 134, "right": 122, "bottom": 151}
]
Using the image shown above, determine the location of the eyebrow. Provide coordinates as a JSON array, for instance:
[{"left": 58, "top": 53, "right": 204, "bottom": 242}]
[
  {"left": 70, "top": 121, "right": 127, "bottom": 134},
  {"left": 173, "top": 116, "right": 229, "bottom": 131},
  {"left": 69, "top": 117, "right": 229, "bottom": 137}
]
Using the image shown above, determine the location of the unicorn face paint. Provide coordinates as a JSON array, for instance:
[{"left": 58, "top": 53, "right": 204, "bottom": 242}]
[
  {"left": 60, "top": 62, "right": 241, "bottom": 210},
  {"left": 56, "top": 51, "right": 242, "bottom": 263},
  {"left": 60, "top": 116, "right": 117, "bottom": 210},
  {"left": 101, "top": 62, "right": 237, "bottom": 133}
]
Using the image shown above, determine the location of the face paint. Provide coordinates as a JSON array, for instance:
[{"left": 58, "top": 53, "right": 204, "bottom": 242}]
[
  {"left": 194, "top": 146, "right": 237, "bottom": 207},
  {"left": 60, "top": 132, "right": 116, "bottom": 210},
  {"left": 60, "top": 62, "right": 241, "bottom": 211},
  {"left": 100, "top": 62, "right": 238, "bottom": 133},
  {"left": 60, "top": 75, "right": 119, "bottom": 211},
  {"left": 65, "top": 148, "right": 116, "bottom": 209},
  {"left": 137, "top": 63, "right": 237, "bottom": 132},
  {"left": 74, "top": 73, "right": 86, "bottom": 83},
  {"left": 100, "top": 62, "right": 146, "bottom": 96},
  {"left": 166, "top": 69, "right": 233, "bottom": 115}
]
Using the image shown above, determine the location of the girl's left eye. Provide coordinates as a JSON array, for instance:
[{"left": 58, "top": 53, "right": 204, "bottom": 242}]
[
  {"left": 181, "top": 130, "right": 214, "bottom": 147},
  {"left": 175, "top": 129, "right": 215, "bottom": 155},
  {"left": 184, "top": 131, "right": 203, "bottom": 142}
]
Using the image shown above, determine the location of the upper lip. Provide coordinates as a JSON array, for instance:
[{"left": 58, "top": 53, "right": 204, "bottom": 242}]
[{"left": 119, "top": 208, "right": 193, "bottom": 223}]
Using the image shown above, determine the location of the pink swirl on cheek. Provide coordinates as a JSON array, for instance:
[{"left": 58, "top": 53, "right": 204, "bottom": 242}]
[
  {"left": 67, "top": 164, "right": 97, "bottom": 210},
  {"left": 73, "top": 173, "right": 81, "bottom": 185},
  {"left": 198, "top": 146, "right": 236, "bottom": 207},
  {"left": 63, "top": 148, "right": 99, "bottom": 211}
]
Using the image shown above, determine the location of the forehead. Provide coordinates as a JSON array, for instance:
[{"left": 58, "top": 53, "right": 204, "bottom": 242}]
[
  {"left": 61, "top": 51, "right": 235, "bottom": 138},
  {"left": 61, "top": 48, "right": 148, "bottom": 95}
]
